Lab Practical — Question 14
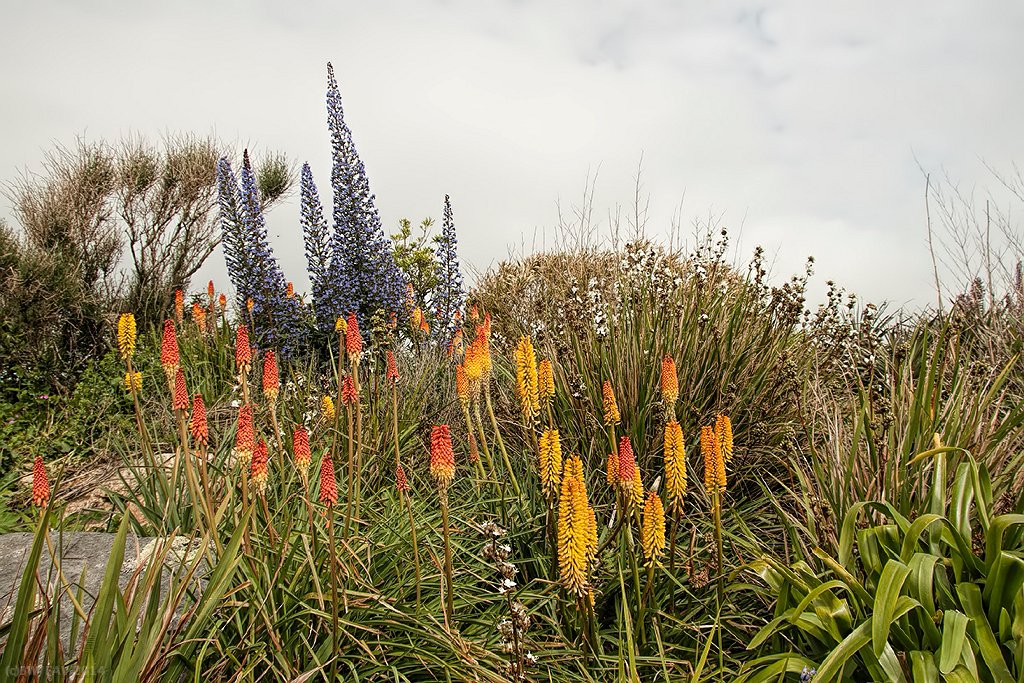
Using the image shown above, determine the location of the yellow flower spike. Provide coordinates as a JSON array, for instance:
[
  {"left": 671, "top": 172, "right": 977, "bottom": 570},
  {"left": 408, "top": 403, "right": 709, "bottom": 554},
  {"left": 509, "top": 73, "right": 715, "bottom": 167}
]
[
  {"left": 123, "top": 370, "right": 142, "bottom": 393},
  {"left": 715, "top": 413, "right": 734, "bottom": 463},
  {"left": 116, "top": 313, "right": 136, "bottom": 361},
  {"left": 538, "top": 428, "right": 563, "bottom": 499},
  {"left": 557, "top": 455, "right": 593, "bottom": 596},
  {"left": 660, "top": 355, "right": 678, "bottom": 407},
  {"left": 321, "top": 395, "right": 336, "bottom": 421},
  {"left": 641, "top": 491, "right": 666, "bottom": 565},
  {"left": 335, "top": 316, "right": 347, "bottom": 335},
  {"left": 514, "top": 336, "right": 540, "bottom": 418},
  {"left": 701, "top": 425, "right": 726, "bottom": 494},
  {"left": 663, "top": 421, "right": 687, "bottom": 512}
]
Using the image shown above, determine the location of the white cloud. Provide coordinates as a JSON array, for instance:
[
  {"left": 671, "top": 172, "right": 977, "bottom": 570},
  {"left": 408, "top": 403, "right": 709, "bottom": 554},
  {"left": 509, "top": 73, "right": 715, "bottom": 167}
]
[{"left": 3, "top": 0, "right": 1023, "bottom": 307}]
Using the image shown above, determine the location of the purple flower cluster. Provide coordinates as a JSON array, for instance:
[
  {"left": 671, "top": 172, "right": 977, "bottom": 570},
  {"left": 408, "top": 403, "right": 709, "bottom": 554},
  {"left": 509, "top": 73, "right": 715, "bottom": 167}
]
[
  {"left": 219, "top": 152, "right": 307, "bottom": 356},
  {"left": 302, "top": 62, "right": 406, "bottom": 330},
  {"left": 430, "top": 194, "right": 464, "bottom": 345}
]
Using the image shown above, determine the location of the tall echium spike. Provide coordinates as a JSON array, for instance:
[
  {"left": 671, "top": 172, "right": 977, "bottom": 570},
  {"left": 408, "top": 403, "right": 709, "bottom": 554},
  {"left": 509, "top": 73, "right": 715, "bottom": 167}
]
[
  {"left": 431, "top": 194, "right": 464, "bottom": 346},
  {"left": 218, "top": 158, "right": 254, "bottom": 302},
  {"left": 228, "top": 150, "right": 307, "bottom": 356},
  {"left": 300, "top": 163, "right": 334, "bottom": 329},
  {"left": 324, "top": 62, "right": 407, "bottom": 329}
]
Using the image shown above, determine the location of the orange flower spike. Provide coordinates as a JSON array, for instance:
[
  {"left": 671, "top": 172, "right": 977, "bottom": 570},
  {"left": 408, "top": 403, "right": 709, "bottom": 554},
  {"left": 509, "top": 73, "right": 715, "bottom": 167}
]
[
  {"left": 218, "top": 292, "right": 227, "bottom": 311},
  {"left": 411, "top": 307, "right": 423, "bottom": 332},
  {"left": 173, "top": 368, "right": 189, "bottom": 412},
  {"left": 234, "top": 404, "right": 255, "bottom": 468},
  {"left": 395, "top": 463, "right": 410, "bottom": 493},
  {"left": 715, "top": 413, "right": 734, "bottom": 463},
  {"left": 661, "top": 355, "right": 678, "bottom": 407},
  {"left": 250, "top": 439, "right": 269, "bottom": 495},
  {"left": 340, "top": 375, "right": 358, "bottom": 406},
  {"left": 160, "top": 319, "right": 180, "bottom": 383},
  {"left": 345, "top": 312, "right": 362, "bottom": 364},
  {"left": 319, "top": 455, "right": 338, "bottom": 506},
  {"left": 386, "top": 350, "right": 399, "bottom": 384},
  {"left": 419, "top": 315, "right": 430, "bottom": 335},
  {"left": 701, "top": 425, "right": 726, "bottom": 494},
  {"left": 335, "top": 315, "right": 347, "bottom": 335},
  {"left": 207, "top": 280, "right": 215, "bottom": 301},
  {"left": 262, "top": 351, "right": 279, "bottom": 403},
  {"left": 189, "top": 394, "right": 209, "bottom": 448},
  {"left": 538, "top": 359, "right": 555, "bottom": 402},
  {"left": 293, "top": 427, "right": 311, "bottom": 475},
  {"left": 641, "top": 491, "right": 666, "bottom": 564},
  {"left": 429, "top": 424, "right": 456, "bottom": 491},
  {"left": 455, "top": 364, "right": 469, "bottom": 406},
  {"left": 192, "top": 302, "right": 207, "bottom": 334},
  {"left": 663, "top": 420, "right": 687, "bottom": 511},
  {"left": 235, "top": 326, "right": 252, "bottom": 374},
  {"left": 605, "top": 451, "right": 619, "bottom": 486},
  {"left": 617, "top": 435, "right": 636, "bottom": 489},
  {"left": 246, "top": 298, "right": 254, "bottom": 313},
  {"left": 483, "top": 312, "right": 492, "bottom": 338},
  {"left": 32, "top": 455, "right": 50, "bottom": 507},
  {"left": 174, "top": 289, "right": 184, "bottom": 322},
  {"left": 468, "top": 432, "right": 480, "bottom": 463},
  {"left": 602, "top": 380, "right": 620, "bottom": 426},
  {"left": 286, "top": 281, "right": 294, "bottom": 298},
  {"left": 321, "top": 395, "right": 336, "bottom": 421},
  {"left": 469, "top": 304, "right": 479, "bottom": 323}
]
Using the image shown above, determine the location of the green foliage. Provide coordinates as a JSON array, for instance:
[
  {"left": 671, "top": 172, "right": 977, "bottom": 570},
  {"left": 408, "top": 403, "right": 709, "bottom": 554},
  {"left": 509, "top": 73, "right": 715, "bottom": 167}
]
[
  {"left": 743, "top": 451, "right": 1024, "bottom": 681},
  {"left": 391, "top": 217, "right": 439, "bottom": 306}
]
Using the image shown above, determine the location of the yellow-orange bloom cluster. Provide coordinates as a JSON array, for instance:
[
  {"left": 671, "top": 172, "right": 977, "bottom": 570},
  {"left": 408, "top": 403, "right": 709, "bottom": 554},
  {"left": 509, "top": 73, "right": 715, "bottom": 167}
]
[
  {"left": 430, "top": 425, "right": 456, "bottom": 491},
  {"left": 250, "top": 440, "right": 269, "bottom": 495},
  {"left": 123, "top": 371, "right": 142, "bottom": 393},
  {"left": 335, "top": 316, "right": 347, "bottom": 335},
  {"left": 218, "top": 292, "right": 227, "bottom": 311},
  {"left": 32, "top": 455, "right": 50, "bottom": 507},
  {"left": 116, "top": 313, "right": 136, "bottom": 361},
  {"left": 246, "top": 298, "right": 254, "bottom": 313},
  {"left": 321, "top": 395, "right": 336, "bottom": 421},
  {"left": 207, "top": 280, "right": 215, "bottom": 302},
  {"left": 661, "top": 355, "right": 678, "bottom": 407},
  {"left": 286, "top": 281, "right": 294, "bottom": 298},
  {"left": 641, "top": 491, "right": 666, "bottom": 565},
  {"left": 190, "top": 394, "right": 209, "bottom": 448},
  {"left": 412, "top": 307, "right": 430, "bottom": 335},
  {"left": 161, "top": 320, "right": 179, "bottom": 385},
  {"left": 192, "top": 302, "right": 207, "bottom": 334},
  {"left": 557, "top": 455, "right": 597, "bottom": 596},
  {"left": 701, "top": 425, "right": 726, "bottom": 494},
  {"left": 538, "top": 428, "right": 563, "bottom": 499},
  {"left": 174, "top": 289, "right": 184, "bottom": 322},
  {"left": 602, "top": 380, "right": 620, "bottom": 426},
  {"left": 234, "top": 405, "right": 255, "bottom": 468},
  {"left": 293, "top": 427, "right": 311, "bottom": 475},
  {"left": 663, "top": 421, "right": 686, "bottom": 512},
  {"left": 538, "top": 359, "right": 554, "bottom": 403},
  {"left": 715, "top": 413, "right": 734, "bottom": 463},
  {"left": 395, "top": 463, "right": 410, "bottom": 493},
  {"left": 514, "top": 336, "right": 540, "bottom": 418},
  {"left": 262, "top": 351, "right": 279, "bottom": 403}
]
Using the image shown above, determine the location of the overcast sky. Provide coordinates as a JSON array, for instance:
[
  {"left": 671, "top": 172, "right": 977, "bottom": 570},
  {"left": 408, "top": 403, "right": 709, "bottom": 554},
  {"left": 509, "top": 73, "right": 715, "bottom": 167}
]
[{"left": 4, "top": 0, "right": 1024, "bottom": 308}]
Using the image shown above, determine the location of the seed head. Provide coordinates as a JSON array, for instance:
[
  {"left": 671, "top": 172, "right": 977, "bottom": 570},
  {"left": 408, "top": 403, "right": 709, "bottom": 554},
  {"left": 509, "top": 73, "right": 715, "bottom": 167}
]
[{"left": 395, "top": 462, "right": 410, "bottom": 493}]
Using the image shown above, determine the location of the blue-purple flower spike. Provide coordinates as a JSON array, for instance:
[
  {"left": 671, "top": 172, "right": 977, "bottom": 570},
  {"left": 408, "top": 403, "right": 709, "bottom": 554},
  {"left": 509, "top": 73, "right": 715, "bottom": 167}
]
[
  {"left": 300, "top": 163, "right": 334, "bottom": 329},
  {"left": 431, "top": 194, "right": 464, "bottom": 345}
]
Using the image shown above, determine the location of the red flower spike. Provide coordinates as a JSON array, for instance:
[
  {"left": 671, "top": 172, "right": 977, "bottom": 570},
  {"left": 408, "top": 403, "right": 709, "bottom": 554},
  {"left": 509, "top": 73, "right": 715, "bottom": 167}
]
[
  {"left": 160, "top": 319, "right": 179, "bottom": 379},
  {"left": 429, "top": 424, "right": 456, "bottom": 490},
  {"left": 293, "top": 426, "right": 311, "bottom": 473},
  {"left": 617, "top": 436, "right": 636, "bottom": 486},
  {"left": 250, "top": 440, "right": 269, "bottom": 495},
  {"left": 234, "top": 404, "right": 255, "bottom": 467},
  {"left": 340, "top": 375, "right": 357, "bottom": 406},
  {"left": 345, "top": 312, "right": 362, "bottom": 361},
  {"left": 262, "top": 351, "right": 279, "bottom": 403},
  {"left": 396, "top": 463, "right": 410, "bottom": 493},
  {"left": 32, "top": 455, "right": 50, "bottom": 507},
  {"left": 235, "top": 325, "right": 252, "bottom": 372},
  {"left": 173, "top": 368, "right": 189, "bottom": 412},
  {"left": 319, "top": 455, "right": 338, "bottom": 506},
  {"left": 386, "top": 350, "right": 399, "bottom": 384},
  {"left": 190, "top": 394, "right": 209, "bottom": 447}
]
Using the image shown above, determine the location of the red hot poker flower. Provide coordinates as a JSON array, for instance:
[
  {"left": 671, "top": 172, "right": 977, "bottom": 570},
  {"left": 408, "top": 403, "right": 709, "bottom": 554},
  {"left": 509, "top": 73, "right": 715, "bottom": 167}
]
[
  {"left": 386, "top": 350, "right": 399, "bottom": 384},
  {"left": 430, "top": 425, "right": 456, "bottom": 490},
  {"left": 161, "top": 319, "right": 180, "bottom": 383},
  {"left": 173, "top": 368, "right": 189, "bottom": 412},
  {"left": 190, "top": 393, "right": 209, "bottom": 447},
  {"left": 340, "top": 375, "right": 358, "bottom": 406},
  {"left": 617, "top": 436, "right": 636, "bottom": 487},
  {"left": 395, "top": 463, "right": 410, "bottom": 493},
  {"left": 345, "top": 312, "right": 362, "bottom": 362},
  {"left": 262, "top": 351, "right": 279, "bottom": 403},
  {"left": 236, "top": 325, "right": 252, "bottom": 373},
  {"left": 319, "top": 455, "right": 338, "bottom": 506},
  {"left": 293, "top": 426, "right": 311, "bottom": 474},
  {"left": 32, "top": 455, "right": 50, "bottom": 507}
]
